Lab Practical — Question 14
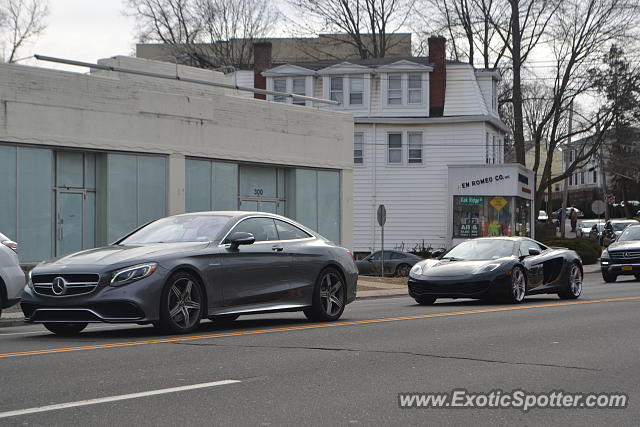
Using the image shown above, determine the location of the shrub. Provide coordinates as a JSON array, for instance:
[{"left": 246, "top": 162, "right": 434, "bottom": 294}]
[{"left": 540, "top": 238, "right": 601, "bottom": 265}]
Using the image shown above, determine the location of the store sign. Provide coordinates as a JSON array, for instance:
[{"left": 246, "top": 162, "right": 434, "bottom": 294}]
[
  {"left": 459, "top": 173, "right": 511, "bottom": 189},
  {"left": 490, "top": 196, "right": 508, "bottom": 211},
  {"left": 458, "top": 196, "right": 483, "bottom": 206},
  {"left": 459, "top": 216, "right": 479, "bottom": 238}
]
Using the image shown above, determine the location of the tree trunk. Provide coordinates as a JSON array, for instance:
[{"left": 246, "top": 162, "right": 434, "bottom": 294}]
[{"left": 510, "top": 0, "right": 526, "bottom": 166}]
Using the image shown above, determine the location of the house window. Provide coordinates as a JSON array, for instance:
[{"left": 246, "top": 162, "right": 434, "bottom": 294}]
[
  {"left": 273, "top": 78, "right": 287, "bottom": 103},
  {"left": 485, "top": 133, "right": 490, "bottom": 164},
  {"left": 492, "top": 135, "right": 496, "bottom": 164},
  {"left": 555, "top": 184, "right": 560, "bottom": 192},
  {"left": 580, "top": 171, "right": 585, "bottom": 185},
  {"left": 330, "top": 77, "right": 343, "bottom": 104},
  {"left": 492, "top": 80, "right": 497, "bottom": 110},
  {"left": 593, "top": 170, "right": 597, "bottom": 183},
  {"left": 354, "top": 132, "right": 364, "bottom": 164},
  {"left": 350, "top": 77, "right": 364, "bottom": 105},
  {"left": 388, "top": 74, "right": 402, "bottom": 105},
  {"left": 292, "top": 77, "right": 306, "bottom": 105},
  {"left": 569, "top": 175, "right": 573, "bottom": 186},
  {"left": 408, "top": 74, "right": 422, "bottom": 104},
  {"left": 388, "top": 133, "right": 402, "bottom": 163},
  {"left": 408, "top": 132, "right": 422, "bottom": 164}
]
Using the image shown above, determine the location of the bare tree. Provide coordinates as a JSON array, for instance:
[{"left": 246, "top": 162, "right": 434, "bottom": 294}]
[
  {"left": 127, "top": 0, "right": 278, "bottom": 69},
  {"left": 0, "top": 0, "right": 49, "bottom": 63},
  {"left": 286, "top": 0, "right": 415, "bottom": 59}
]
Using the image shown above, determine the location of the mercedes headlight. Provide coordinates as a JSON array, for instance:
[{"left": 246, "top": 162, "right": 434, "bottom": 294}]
[
  {"left": 110, "top": 263, "right": 157, "bottom": 287},
  {"left": 477, "top": 263, "right": 501, "bottom": 273},
  {"left": 601, "top": 249, "right": 610, "bottom": 259}
]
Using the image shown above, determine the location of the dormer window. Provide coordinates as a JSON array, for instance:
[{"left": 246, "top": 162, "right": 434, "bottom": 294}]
[
  {"left": 273, "top": 78, "right": 287, "bottom": 102},
  {"left": 388, "top": 74, "right": 402, "bottom": 105},
  {"left": 330, "top": 77, "right": 344, "bottom": 104},
  {"left": 350, "top": 77, "right": 364, "bottom": 105},
  {"left": 408, "top": 74, "right": 422, "bottom": 104},
  {"left": 292, "top": 77, "right": 306, "bottom": 105},
  {"left": 262, "top": 65, "right": 315, "bottom": 106}
]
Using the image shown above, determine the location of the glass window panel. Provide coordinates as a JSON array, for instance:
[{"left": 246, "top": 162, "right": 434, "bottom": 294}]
[
  {"left": 452, "top": 196, "right": 515, "bottom": 238},
  {"left": 212, "top": 162, "right": 238, "bottom": 210},
  {"left": 231, "top": 217, "right": 278, "bottom": 242},
  {"left": 349, "top": 77, "right": 364, "bottom": 105},
  {"left": 330, "top": 77, "right": 343, "bottom": 104},
  {"left": 275, "top": 219, "right": 312, "bottom": 240},
  {"left": 294, "top": 169, "right": 318, "bottom": 231},
  {"left": 18, "top": 147, "right": 53, "bottom": 261},
  {"left": 56, "top": 151, "right": 84, "bottom": 188},
  {"left": 389, "top": 74, "right": 402, "bottom": 89},
  {"left": 292, "top": 77, "right": 306, "bottom": 105},
  {"left": 240, "top": 200, "right": 258, "bottom": 211},
  {"left": 408, "top": 132, "right": 422, "bottom": 163},
  {"left": 317, "top": 171, "right": 340, "bottom": 243},
  {"left": 273, "top": 78, "right": 286, "bottom": 102},
  {"left": 107, "top": 154, "right": 138, "bottom": 242},
  {"left": 186, "top": 159, "right": 212, "bottom": 212},
  {"left": 57, "top": 192, "right": 83, "bottom": 256},
  {"left": 354, "top": 133, "right": 364, "bottom": 164},
  {"left": 239, "top": 166, "right": 277, "bottom": 198},
  {"left": 408, "top": 74, "right": 422, "bottom": 89},
  {"left": 137, "top": 156, "right": 166, "bottom": 225},
  {"left": 0, "top": 145, "right": 17, "bottom": 240},
  {"left": 388, "top": 133, "right": 402, "bottom": 148},
  {"left": 388, "top": 133, "right": 402, "bottom": 163},
  {"left": 84, "top": 153, "right": 96, "bottom": 189},
  {"left": 408, "top": 90, "right": 421, "bottom": 104},
  {"left": 86, "top": 191, "right": 95, "bottom": 249}
]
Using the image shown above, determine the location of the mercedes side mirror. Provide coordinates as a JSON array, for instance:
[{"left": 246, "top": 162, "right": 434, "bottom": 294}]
[
  {"left": 528, "top": 248, "right": 541, "bottom": 256},
  {"left": 228, "top": 232, "right": 255, "bottom": 250}
]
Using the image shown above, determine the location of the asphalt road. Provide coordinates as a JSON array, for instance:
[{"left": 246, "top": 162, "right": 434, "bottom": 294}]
[{"left": 1, "top": 273, "right": 639, "bottom": 426}]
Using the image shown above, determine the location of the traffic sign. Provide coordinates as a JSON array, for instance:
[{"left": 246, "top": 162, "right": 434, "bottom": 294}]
[
  {"left": 592, "top": 200, "right": 606, "bottom": 215},
  {"left": 490, "top": 196, "right": 508, "bottom": 211},
  {"left": 377, "top": 204, "right": 387, "bottom": 226}
]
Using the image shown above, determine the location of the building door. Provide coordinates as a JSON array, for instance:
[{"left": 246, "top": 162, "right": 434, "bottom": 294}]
[
  {"left": 56, "top": 191, "right": 84, "bottom": 256},
  {"left": 239, "top": 198, "right": 280, "bottom": 214}
]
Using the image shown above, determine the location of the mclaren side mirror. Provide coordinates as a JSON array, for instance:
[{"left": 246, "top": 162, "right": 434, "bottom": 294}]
[
  {"left": 528, "top": 248, "right": 541, "bottom": 256},
  {"left": 227, "top": 232, "right": 255, "bottom": 250}
]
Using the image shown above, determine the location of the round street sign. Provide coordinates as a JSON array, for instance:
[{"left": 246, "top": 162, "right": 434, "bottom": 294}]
[
  {"left": 377, "top": 204, "right": 386, "bottom": 227},
  {"left": 592, "top": 200, "right": 606, "bottom": 215}
]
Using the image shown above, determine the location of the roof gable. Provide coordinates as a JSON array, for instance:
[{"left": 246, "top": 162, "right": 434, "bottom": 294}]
[{"left": 261, "top": 64, "right": 316, "bottom": 77}]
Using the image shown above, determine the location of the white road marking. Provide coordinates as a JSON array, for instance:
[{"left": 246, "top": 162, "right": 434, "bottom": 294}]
[{"left": 0, "top": 379, "right": 241, "bottom": 419}]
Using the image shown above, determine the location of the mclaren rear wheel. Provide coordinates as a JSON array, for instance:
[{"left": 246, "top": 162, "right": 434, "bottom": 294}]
[
  {"left": 558, "top": 263, "right": 582, "bottom": 299},
  {"left": 508, "top": 267, "right": 526, "bottom": 303}
]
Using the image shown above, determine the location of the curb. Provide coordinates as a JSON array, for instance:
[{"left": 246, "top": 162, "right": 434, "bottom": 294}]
[
  {"left": 0, "top": 318, "right": 25, "bottom": 328},
  {"left": 356, "top": 293, "right": 406, "bottom": 301}
]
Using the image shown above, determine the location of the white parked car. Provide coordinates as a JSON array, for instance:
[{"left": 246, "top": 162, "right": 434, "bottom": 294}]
[
  {"left": 577, "top": 219, "right": 604, "bottom": 238},
  {"left": 0, "top": 232, "right": 25, "bottom": 317},
  {"left": 537, "top": 210, "right": 549, "bottom": 222}
]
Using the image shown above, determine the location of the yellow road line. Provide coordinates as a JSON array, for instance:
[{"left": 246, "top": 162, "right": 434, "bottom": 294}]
[{"left": 1, "top": 296, "right": 638, "bottom": 359}]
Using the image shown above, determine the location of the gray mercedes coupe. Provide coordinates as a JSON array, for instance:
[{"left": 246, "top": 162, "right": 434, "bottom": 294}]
[{"left": 21, "top": 212, "right": 358, "bottom": 335}]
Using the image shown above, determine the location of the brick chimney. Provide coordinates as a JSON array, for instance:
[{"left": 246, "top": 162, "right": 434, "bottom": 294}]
[
  {"left": 428, "top": 36, "right": 446, "bottom": 117},
  {"left": 253, "top": 42, "right": 272, "bottom": 100}
]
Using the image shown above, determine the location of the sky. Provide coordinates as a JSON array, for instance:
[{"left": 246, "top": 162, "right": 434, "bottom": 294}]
[{"left": 18, "top": 0, "right": 137, "bottom": 71}]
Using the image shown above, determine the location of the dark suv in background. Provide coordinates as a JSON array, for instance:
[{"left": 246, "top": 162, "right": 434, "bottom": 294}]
[{"left": 600, "top": 224, "right": 640, "bottom": 282}]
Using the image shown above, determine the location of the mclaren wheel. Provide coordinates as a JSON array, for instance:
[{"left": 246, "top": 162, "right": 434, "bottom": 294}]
[
  {"left": 304, "top": 267, "right": 346, "bottom": 322},
  {"left": 43, "top": 322, "right": 88, "bottom": 336},
  {"left": 508, "top": 267, "right": 526, "bottom": 303},
  {"left": 156, "top": 271, "right": 204, "bottom": 334},
  {"left": 558, "top": 263, "right": 582, "bottom": 299}
]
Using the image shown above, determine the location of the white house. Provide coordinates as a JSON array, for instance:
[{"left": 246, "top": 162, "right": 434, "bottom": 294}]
[{"left": 231, "top": 37, "right": 517, "bottom": 254}]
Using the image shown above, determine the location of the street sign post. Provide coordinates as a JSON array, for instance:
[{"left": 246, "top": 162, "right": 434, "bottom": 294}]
[
  {"left": 377, "top": 205, "right": 386, "bottom": 277},
  {"left": 592, "top": 200, "right": 606, "bottom": 218}
]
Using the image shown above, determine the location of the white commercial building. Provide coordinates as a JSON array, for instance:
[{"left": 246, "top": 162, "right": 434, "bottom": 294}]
[{"left": 0, "top": 56, "right": 354, "bottom": 263}]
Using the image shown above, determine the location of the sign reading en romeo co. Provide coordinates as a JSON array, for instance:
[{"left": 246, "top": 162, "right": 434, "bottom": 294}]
[{"left": 459, "top": 173, "right": 511, "bottom": 189}]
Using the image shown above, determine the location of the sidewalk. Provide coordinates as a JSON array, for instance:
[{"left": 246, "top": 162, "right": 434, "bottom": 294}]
[{"left": 0, "top": 265, "right": 603, "bottom": 328}]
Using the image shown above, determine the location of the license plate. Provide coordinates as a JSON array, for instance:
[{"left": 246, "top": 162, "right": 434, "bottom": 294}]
[{"left": 622, "top": 265, "right": 633, "bottom": 271}]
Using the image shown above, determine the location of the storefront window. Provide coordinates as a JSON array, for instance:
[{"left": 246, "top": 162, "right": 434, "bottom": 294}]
[
  {"left": 515, "top": 197, "right": 532, "bottom": 237},
  {"left": 452, "top": 196, "right": 513, "bottom": 238}
]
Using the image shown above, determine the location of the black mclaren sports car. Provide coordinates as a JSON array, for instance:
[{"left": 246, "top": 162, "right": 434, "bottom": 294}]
[{"left": 408, "top": 237, "right": 583, "bottom": 305}]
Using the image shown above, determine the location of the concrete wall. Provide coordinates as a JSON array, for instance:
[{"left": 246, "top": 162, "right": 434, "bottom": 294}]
[{"left": 0, "top": 57, "right": 355, "bottom": 248}]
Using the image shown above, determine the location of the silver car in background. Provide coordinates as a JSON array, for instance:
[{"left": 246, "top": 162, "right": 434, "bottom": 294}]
[{"left": 0, "top": 232, "right": 25, "bottom": 317}]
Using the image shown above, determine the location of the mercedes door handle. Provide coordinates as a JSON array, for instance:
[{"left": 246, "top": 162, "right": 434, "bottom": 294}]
[{"left": 272, "top": 246, "right": 284, "bottom": 252}]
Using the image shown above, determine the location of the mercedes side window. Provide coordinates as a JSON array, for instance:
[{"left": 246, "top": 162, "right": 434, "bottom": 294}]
[
  {"left": 390, "top": 252, "right": 407, "bottom": 260},
  {"left": 274, "top": 219, "right": 312, "bottom": 240},
  {"left": 227, "top": 217, "right": 278, "bottom": 243}
]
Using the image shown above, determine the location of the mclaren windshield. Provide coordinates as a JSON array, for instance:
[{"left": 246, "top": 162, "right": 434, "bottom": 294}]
[{"left": 442, "top": 239, "right": 515, "bottom": 261}]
